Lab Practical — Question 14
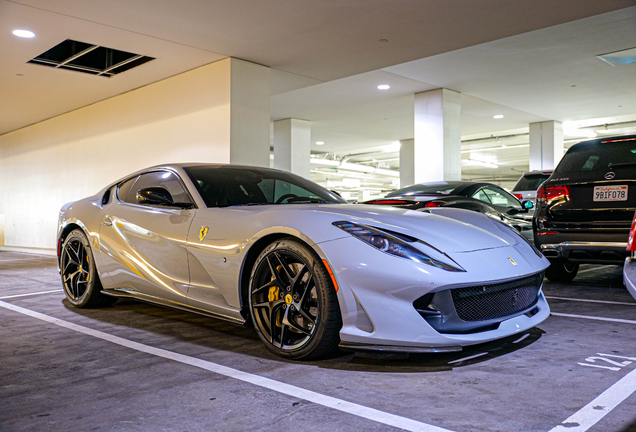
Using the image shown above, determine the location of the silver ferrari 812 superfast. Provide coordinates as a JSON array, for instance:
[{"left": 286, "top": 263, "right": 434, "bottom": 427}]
[{"left": 57, "top": 164, "right": 550, "bottom": 359}]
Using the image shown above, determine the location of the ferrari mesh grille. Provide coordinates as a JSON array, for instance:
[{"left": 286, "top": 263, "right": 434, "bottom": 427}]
[{"left": 451, "top": 273, "right": 544, "bottom": 322}]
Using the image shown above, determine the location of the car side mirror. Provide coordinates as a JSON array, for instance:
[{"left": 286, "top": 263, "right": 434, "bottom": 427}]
[
  {"left": 137, "top": 187, "right": 176, "bottom": 207},
  {"left": 522, "top": 200, "right": 534, "bottom": 210}
]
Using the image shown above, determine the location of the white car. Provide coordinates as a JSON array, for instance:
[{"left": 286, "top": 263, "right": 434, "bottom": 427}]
[
  {"left": 512, "top": 170, "right": 553, "bottom": 205},
  {"left": 58, "top": 164, "right": 551, "bottom": 359}
]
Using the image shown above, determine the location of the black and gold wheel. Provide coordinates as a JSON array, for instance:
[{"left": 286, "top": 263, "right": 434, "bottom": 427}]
[
  {"left": 249, "top": 238, "right": 341, "bottom": 359},
  {"left": 60, "top": 229, "right": 115, "bottom": 308}
]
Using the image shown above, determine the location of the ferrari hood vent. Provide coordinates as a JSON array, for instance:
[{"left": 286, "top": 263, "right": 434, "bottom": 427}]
[{"left": 28, "top": 39, "right": 155, "bottom": 78}]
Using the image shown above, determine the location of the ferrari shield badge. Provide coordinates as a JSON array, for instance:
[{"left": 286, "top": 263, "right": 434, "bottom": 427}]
[
  {"left": 508, "top": 257, "right": 518, "bottom": 266},
  {"left": 199, "top": 226, "right": 209, "bottom": 242}
]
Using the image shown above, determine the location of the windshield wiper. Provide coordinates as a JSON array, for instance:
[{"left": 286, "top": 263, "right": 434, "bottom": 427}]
[{"left": 609, "top": 162, "right": 636, "bottom": 169}]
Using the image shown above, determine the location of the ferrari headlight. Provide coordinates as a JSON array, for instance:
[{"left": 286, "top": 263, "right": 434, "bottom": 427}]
[{"left": 333, "top": 221, "right": 463, "bottom": 272}]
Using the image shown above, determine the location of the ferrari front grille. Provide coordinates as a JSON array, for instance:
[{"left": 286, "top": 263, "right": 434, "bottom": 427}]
[{"left": 451, "top": 273, "right": 544, "bottom": 322}]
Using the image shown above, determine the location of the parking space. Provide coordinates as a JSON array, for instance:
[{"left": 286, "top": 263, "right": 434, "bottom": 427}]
[{"left": 2, "top": 252, "right": 636, "bottom": 432}]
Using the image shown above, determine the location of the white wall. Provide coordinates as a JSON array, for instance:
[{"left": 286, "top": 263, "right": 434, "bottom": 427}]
[{"left": 0, "top": 57, "right": 268, "bottom": 252}]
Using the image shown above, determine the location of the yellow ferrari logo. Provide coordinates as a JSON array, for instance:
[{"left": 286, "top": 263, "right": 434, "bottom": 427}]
[
  {"left": 285, "top": 294, "right": 293, "bottom": 305},
  {"left": 508, "top": 258, "right": 517, "bottom": 266},
  {"left": 199, "top": 226, "right": 209, "bottom": 242}
]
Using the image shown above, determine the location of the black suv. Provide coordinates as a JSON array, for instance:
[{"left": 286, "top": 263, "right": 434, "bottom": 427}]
[{"left": 534, "top": 134, "right": 636, "bottom": 282}]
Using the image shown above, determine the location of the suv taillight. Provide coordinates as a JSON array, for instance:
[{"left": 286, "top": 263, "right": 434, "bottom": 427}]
[
  {"left": 536, "top": 186, "right": 546, "bottom": 201},
  {"left": 537, "top": 185, "right": 570, "bottom": 203},
  {"left": 628, "top": 211, "right": 636, "bottom": 252},
  {"left": 513, "top": 193, "right": 523, "bottom": 200}
]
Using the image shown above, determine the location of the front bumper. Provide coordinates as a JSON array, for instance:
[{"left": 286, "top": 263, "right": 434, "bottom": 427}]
[
  {"left": 317, "top": 236, "right": 550, "bottom": 352},
  {"left": 540, "top": 241, "right": 628, "bottom": 265}
]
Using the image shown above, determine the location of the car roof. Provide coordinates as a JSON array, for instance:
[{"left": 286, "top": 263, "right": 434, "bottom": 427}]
[
  {"left": 567, "top": 134, "right": 636, "bottom": 151},
  {"left": 520, "top": 170, "right": 552, "bottom": 176},
  {"left": 386, "top": 181, "right": 506, "bottom": 197}
]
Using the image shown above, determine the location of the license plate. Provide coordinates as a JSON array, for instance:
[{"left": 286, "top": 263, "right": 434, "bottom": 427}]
[{"left": 593, "top": 185, "right": 628, "bottom": 202}]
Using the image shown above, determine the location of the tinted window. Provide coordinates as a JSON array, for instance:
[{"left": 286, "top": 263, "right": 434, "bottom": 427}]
[
  {"left": 117, "top": 176, "right": 138, "bottom": 202},
  {"left": 184, "top": 166, "right": 346, "bottom": 207},
  {"left": 387, "top": 182, "right": 465, "bottom": 196},
  {"left": 126, "top": 171, "right": 192, "bottom": 206},
  {"left": 556, "top": 140, "right": 636, "bottom": 174},
  {"left": 513, "top": 174, "right": 551, "bottom": 191},
  {"left": 481, "top": 187, "right": 522, "bottom": 210}
]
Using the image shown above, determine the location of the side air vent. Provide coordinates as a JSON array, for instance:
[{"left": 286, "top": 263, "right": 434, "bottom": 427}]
[{"left": 28, "top": 39, "right": 155, "bottom": 78}]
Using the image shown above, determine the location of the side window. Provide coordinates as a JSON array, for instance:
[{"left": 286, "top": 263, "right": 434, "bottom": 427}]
[
  {"left": 472, "top": 189, "right": 491, "bottom": 204},
  {"left": 482, "top": 187, "right": 521, "bottom": 209},
  {"left": 117, "top": 176, "right": 138, "bottom": 202},
  {"left": 127, "top": 171, "right": 192, "bottom": 206}
]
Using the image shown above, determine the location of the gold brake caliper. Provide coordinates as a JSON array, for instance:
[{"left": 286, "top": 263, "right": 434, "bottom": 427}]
[{"left": 268, "top": 266, "right": 282, "bottom": 326}]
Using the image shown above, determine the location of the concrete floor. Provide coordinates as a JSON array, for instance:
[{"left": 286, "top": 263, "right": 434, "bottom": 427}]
[{"left": 1, "top": 251, "right": 636, "bottom": 432}]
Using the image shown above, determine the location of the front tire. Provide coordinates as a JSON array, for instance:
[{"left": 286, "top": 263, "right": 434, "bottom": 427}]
[
  {"left": 248, "top": 238, "right": 341, "bottom": 360},
  {"left": 545, "top": 259, "right": 579, "bottom": 283},
  {"left": 60, "top": 229, "right": 115, "bottom": 308}
]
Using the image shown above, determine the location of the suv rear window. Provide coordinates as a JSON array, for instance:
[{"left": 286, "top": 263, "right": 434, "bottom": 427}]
[
  {"left": 513, "top": 174, "right": 551, "bottom": 191},
  {"left": 556, "top": 140, "right": 636, "bottom": 174}
]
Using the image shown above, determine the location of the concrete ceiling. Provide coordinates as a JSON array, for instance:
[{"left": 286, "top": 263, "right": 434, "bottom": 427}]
[
  {"left": 1, "top": 0, "right": 634, "bottom": 135},
  {"left": 269, "top": 6, "right": 636, "bottom": 189}
]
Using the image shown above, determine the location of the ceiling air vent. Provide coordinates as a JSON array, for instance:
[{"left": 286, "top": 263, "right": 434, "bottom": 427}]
[{"left": 28, "top": 39, "right": 155, "bottom": 77}]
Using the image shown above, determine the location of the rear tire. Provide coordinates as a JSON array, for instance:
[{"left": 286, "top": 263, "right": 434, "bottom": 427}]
[
  {"left": 60, "top": 229, "right": 116, "bottom": 308},
  {"left": 248, "top": 237, "right": 341, "bottom": 360},
  {"left": 545, "top": 259, "right": 579, "bottom": 283}
]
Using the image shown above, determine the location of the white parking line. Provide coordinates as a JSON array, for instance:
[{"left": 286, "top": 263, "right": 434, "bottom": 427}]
[
  {"left": 551, "top": 312, "right": 636, "bottom": 325},
  {"left": 0, "top": 290, "right": 63, "bottom": 300},
  {"left": 546, "top": 297, "right": 636, "bottom": 307},
  {"left": 0, "top": 300, "right": 453, "bottom": 432},
  {"left": 549, "top": 367, "right": 636, "bottom": 432}
]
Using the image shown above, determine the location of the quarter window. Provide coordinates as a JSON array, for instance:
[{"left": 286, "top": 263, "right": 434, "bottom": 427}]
[{"left": 117, "top": 176, "right": 138, "bottom": 202}]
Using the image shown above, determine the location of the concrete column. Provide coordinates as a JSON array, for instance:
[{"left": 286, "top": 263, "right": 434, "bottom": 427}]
[
  {"left": 273, "top": 118, "right": 311, "bottom": 178},
  {"left": 399, "top": 139, "right": 414, "bottom": 188},
  {"left": 413, "top": 88, "right": 461, "bottom": 183},
  {"left": 229, "top": 58, "right": 271, "bottom": 167},
  {"left": 529, "top": 121, "right": 563, "bottom": 171}
]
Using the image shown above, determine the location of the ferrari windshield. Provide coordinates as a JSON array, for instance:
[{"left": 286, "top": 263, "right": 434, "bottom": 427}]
[{"left": 184, "top": 166, "right": 347, "bottom": 207}]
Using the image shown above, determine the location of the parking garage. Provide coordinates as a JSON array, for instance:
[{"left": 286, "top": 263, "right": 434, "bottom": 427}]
[{"left": 2, "top": 2, "right": 636, "bottom": 432}]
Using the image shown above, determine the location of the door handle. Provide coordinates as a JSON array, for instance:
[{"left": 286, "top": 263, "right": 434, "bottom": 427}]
[{"left": 104, "top": 217, "right": 113, "bottom": 227}]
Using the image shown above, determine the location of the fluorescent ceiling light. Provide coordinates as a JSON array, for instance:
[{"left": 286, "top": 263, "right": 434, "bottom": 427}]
[
  {"left": 460, "top": 144, "right": 529, "bottom": 154},
  {"left": 377, "top": 84, "right": 390, "bottom": 90},
  {"left": 310, "top": 158, "right": 339, "bottom": 167},
  {"left": 597, "top": 47, "right": 636, "bottom": 67},
  {"left": 13, "top": 29, "right": 35, "bottom": 38},
  {"left": 382, "top": 142, "right": 401, "bottom": 153},
  {"left": 316, "top": 141, "right": 324, "bottom": 145},
  {"left": 493, "top": 115, "right": 504, "bottom": 119},
  {"left": 464, "top": 159, "right": 499, "bottom": 169}
]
